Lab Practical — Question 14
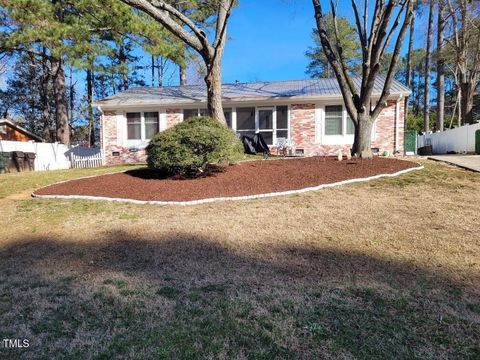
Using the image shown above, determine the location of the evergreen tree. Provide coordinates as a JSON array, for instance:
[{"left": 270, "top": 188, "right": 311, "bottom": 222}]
[{"left": 306, "top": 14, "right": 361, "bottom": 78}]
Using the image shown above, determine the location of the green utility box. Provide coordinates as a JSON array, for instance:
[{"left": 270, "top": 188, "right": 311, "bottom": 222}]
[
  {"left": 476, "top": 129, "right": 480, "bottom": 155},
  {"left": 404, "top": 130, "right": 417, "bottom": 155}
]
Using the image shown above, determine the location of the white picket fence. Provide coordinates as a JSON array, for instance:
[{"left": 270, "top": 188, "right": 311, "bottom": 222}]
[
  {"left": 0, "top": 140, "right": 103, "bottom": 171},
  {"left": 70, "top": 151, "right": 103, "bottom": 168},
  {"left": 417, "top": 122, "right": 480, "bottom": 154}
]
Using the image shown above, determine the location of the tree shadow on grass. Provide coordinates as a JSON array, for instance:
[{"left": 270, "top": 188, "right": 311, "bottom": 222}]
[{"left": 0, "top": 232, "right": 479, "bottom": 359}]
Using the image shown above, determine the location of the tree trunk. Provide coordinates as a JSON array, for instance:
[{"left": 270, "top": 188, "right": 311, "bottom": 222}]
[
  {"left": 87, "top": 67, "right": 95, "bottom": 147},
  {"left": 351, "top": 113, "right": 374, "bottom": 157},
  {"left": 69, "top": 68, "right": 75, "bottom": 127},
  {"left": 436, "top": 0, "right": 445, "bottom": 131},
  {"left": 179, "top": 64, "right": 186, "bottom": 85},
  {"left": 40, "top": 51, "right": 52, "bottom": 141},
  {"left": 460, "top": 81, "right": 474, "bottom": 124},
  {"left": 119, "top": 43, "right": 128, "bottom": 90},
  {"left": 204, "top": 56, "right": 226, "bottom": 125},
  {"left": 405, "top": 8, "right": 415, "bottom": 121},
  {"left": 51, "top": 57, "right": 70, "bottom": 145},
  {"left": 151, "top": 54, "right": 155, "bottom": 87},
  {"left": 158, "top": 57, "right": 164, "bottom": 87},
  {"left": 423, "top": 0, "right": 434, "bottom": 133}
]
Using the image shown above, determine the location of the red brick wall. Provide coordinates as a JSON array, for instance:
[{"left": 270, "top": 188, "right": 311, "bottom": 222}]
[
  {"left": 103, "top": 108, "right": 184, "bottom": 165},
  {"left": 102, "top": 101, "right": 404, "bottom": 165},
  {"left": 166, "top": 108, "right": 182, "bottom": 128},
  {"left": 288, "top": 100, "right": 404, "bottom": 157},
  {"left": 102, "top": 110, "right": 147, "bottom": 165}
]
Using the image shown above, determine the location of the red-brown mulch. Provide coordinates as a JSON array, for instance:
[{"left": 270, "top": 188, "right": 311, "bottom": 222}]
[{"left": 34, "top": 157, "right": 418, "bottom": 202}]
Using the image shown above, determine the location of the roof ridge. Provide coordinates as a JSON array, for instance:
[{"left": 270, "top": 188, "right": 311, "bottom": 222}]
[
  {"left": 96, "top": 76, "right": 411, "bottom": 106},
  {"left": 126, "top": 76, "right": 368, "bottom": 91}
]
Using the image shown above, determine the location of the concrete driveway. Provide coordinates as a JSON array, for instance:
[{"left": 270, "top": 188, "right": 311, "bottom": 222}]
[{"left": 428, "top": 155, "right": 480, "bottom": 172}]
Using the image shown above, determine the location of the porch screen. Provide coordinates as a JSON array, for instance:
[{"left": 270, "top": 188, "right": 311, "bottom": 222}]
[
  {"left": 276, "top": 106, "right": 288, "bottom": 139},
  {"left": 223, "top": 108, "right": 232, "bottom": 129},
  {"left": 183, "top": 109, "right": 198, "bottom": 120},
  {"left": 236, "top": 107, "right": 255, "bottom": 137}
]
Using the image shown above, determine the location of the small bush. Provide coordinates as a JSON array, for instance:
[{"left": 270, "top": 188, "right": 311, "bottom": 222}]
[{"left": 146, "top": 116, "right": 243, "bottom": 177}]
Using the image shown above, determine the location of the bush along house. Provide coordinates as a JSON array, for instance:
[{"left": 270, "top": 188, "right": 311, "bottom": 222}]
[{"left": 94, "top": 76, "right": 410, "bottom": 165}]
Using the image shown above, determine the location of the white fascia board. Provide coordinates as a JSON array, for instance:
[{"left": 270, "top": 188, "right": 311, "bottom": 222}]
[{"left": 94, "top": 92, "right": 410, "bottom": 111}]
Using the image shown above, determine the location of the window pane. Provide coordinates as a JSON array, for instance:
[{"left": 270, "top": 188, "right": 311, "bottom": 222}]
[
  {"left": 223, "top": 108, "right": 232, "bottom": 129},
  {"left": 276, "top": 106, "right": 288, "bottom": 129},
  {"left": 325, "top": 105, "right": 343, "bottom": 135},
  {"left": 144, "top": 112, "right": 159, "bottom": 139},
  {"left": 346, "top": 115, "right": 355, "bottom": 135},
  {"left": 199, "top": 108, "right": 208, "bottom": 116},
  {"left": 127, "top": 113, "right": 141, "bottom": 140},
  {"left": 144, "top": 112, "right": 158, "bottom": 123},
  {"left": 276, "top": 130, "right": 288, "bottom": 139},
  {"left": 127, "top": 112, "right": 141, "bottom": 123},
  {"left": 236, "top": 107, "right": 255, "bottom": 130},
  {"left": 183, "top": 109, "right": 198, "bottom": 120},
  {"left": 258, "top": 109, "right": 273, "bottom": 129}
]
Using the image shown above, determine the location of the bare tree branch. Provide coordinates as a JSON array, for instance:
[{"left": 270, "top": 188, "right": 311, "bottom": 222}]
[
  {"left": 120, "top": 0, "right": 206, "bottom": 54},
  {"left": 372, "top": 1, "right": 414, "bottom": 119}
]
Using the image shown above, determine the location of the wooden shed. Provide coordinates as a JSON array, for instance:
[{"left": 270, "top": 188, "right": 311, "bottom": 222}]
[{"left": 0, "top": 119, "right": 44, "bottom": 142}]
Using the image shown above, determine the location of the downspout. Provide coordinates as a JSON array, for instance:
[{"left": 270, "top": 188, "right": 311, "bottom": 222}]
[
  {"left": 97, "top": 106, "right": 105, "bottom": 165},
  {"left": 395, "top": 95, "right": 403, "bottom": 154}
]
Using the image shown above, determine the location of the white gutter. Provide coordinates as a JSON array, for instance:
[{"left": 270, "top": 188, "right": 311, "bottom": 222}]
[
  {"left": 395, "top": 95, "right": 403, "bottom": 153},
  {"left": 93, "top": 91, "right": 412, "bottom": 111},
  {"left": 98, "top": 106, "right": 106, "bottom": 165}
]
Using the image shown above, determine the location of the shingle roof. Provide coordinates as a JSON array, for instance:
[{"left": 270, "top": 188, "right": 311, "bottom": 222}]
[{"left": 95, "top": 76, "right": 411, "bottom": 108}]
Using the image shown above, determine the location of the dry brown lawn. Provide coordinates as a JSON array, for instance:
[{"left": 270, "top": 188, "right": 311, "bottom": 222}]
[{"left": 0, "top": 159, "right": 479, "bottom": 359}]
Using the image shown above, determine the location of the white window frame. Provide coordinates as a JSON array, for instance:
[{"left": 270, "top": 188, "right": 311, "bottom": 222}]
[
  {"left": 181, "top": 108, "right": 208, "bottom": 121},
  {"left": 256, "top": 106, "right": 275, "bottom": 144},
  {"left": 231, "top": 105, "right": 291, "bottom": 144},
  {"left": 123, "top": 110, "right": 162, "bottom": 147},
  {"left": 315, "top": 103, "right": 375, "bottom": 145},
  {"left": 275, "top": 105, "right": 290, "bottom": 143},
  {"left": 0, "top": 124, "right": 6, "bottom": 134}
]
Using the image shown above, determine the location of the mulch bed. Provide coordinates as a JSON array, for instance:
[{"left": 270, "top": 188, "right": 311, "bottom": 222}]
[{"left": 34, "top": 157, "right": 418, "bottom": 202}]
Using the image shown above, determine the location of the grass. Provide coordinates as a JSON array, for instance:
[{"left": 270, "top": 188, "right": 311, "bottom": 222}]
[{"left": 0, "top": 159, "right": 479, "bottom": 359}]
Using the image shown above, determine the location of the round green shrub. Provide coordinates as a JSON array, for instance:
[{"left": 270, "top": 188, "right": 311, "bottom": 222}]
[{"left": 146, "top": 116, "right": 244, "bottom": 177}]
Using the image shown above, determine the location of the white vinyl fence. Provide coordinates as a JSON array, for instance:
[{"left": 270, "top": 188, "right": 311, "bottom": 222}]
[
  {"left": 0, "top": 140, "right": 103, "bottom": 171},
  {"left": 417, "top": 122, "right": 480, "bottom": 154}
]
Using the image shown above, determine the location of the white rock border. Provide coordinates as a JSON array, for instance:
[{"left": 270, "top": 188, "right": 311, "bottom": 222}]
[{"left": 31, "top": 163, "right": 424, "bottom": 206}]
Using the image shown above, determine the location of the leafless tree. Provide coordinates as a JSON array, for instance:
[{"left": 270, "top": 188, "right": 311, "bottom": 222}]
[
  {"left": 120, "top": 0, "right": 234, "bottom": 125},
  {"left": 436, "top": 0, "right": 446, "bottom": 131},
  {"left": 312, "top": 0, "right": 415, "bottom": 157},
  {"left": 446, "top": 0, "right": 480, "bottom": 124},
  {"left": 405, "top": 2, "right": 416, "bottom": 121},
  {"left": 424, "top": 0, "right": 434, "bottom": 133}
]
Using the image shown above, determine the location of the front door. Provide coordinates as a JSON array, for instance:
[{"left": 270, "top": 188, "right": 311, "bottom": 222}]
[{"left": 257, "top": 107, "right": 274, "bottom": 145}]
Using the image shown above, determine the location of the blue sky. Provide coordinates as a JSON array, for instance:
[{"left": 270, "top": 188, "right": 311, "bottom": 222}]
[
  {"left": 0, "top": 0, "right": 429, "bottom": 90},
  {"left": 221, "top": 0, "right": 427, "bottom": 83},
  {"left": 222, "top": 0, "right": 316, "bottom": 83}
]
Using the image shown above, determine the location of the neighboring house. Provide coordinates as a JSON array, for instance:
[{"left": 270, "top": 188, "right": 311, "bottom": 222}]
[
  {"left": 94, "top": 77, "right": 410, "bottom": 165},
  {"left": 0, "top": 119, "right": 44, "bottom": 142}
]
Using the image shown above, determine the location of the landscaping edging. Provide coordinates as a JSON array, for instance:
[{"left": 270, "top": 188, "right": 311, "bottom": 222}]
[{"left": 32, "top": 164, "right": 424, "bottom": 206}]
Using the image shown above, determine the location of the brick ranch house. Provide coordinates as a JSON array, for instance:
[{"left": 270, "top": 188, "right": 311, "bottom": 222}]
[{"left": 95, "top": 77, "right": 410, "bottom": 165}]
